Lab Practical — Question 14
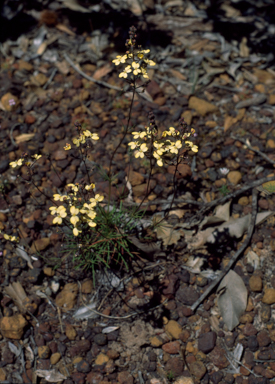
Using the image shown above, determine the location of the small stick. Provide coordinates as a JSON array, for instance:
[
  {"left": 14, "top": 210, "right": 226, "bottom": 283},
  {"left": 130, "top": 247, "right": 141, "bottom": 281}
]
[
  {"left": 63, "top": 53, "right": 122, "bottom": 91},
  {"left": 43, "top": 67, "right": 57, "bottom": 90},
  {"left": 63, "top": 53, "right": 152, "bottom": 101},
  {"left": 197, "top": 174, "right": 275, "bottom": 217},
  {"left": 77, "top": 281, "right": 167, "bottom": 319},
  {"left": 231, "top": 135, "right": 275, "bottom": 166},
  {"left": 190, "top": 188, "right": 258, "bottom": 312}
]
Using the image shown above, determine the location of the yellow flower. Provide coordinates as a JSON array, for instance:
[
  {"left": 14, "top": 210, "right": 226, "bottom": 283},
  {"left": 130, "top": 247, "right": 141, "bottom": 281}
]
[
  {"left": 112, "top": 55, "right": 127, "bottom": 65},
  {"left": 169, "top": 140, "right": 182, "bottom": 154},
  {"left": 53, "top": 194, "right": 67, "bottom": 201},
  {"left": 88, "top": 220, "right": 96, "bottom": 227},
  {"left": 128, "top": 141, "right": 138, "bottom": 150},
  {"left": 89, "top": 194, "right": 104, "bottom": 205},
  {"left": 138, "top": 49, "right": 150, "bottom": 54},
  {"left": 49, "top": 206, "right": 58, "bottom": 215},
  {"left": 73, "top": 134, "right": 86, "bottom": 147},
  {"left": 132, "top": 131, "right": 147, "bottom": 139},
  {"left": 83, "top": 130, "right": 99, "bottom": 140},
  {"left": 70, "top": 206, "right": 79, "bottom": 215},
  {"left": 73, "top": 227, "right": 81, "bottom": 236},
  {"left": 135, "top": 143, "right": 148, "bottom": 158},
  {"left": 153, "top": 142, "right": 165, "bottom": 156},
  {"left": 95, "top": 194, "right": 104, "bottom": 202},
  {"left": 67, "top": 183, "right": 79, "bottom": 193},
  {"left": 70, "top": 215, "right": 79, "bottom": 226},
  {"left": 32, "top": 154, "right": 42, "bottom": 160},
  {"left": 87, "top": 210, "right": 96, "bottom": 219},
  {"left": 85, "top": 183, "right": 95, "bottom": 191},
  {"left": 88, "top": 199, "right": 97, "bottom": 208},
  {"left": 191, "top": 128, "right": 195, "bottom": 134},
  {"left": 140, "top": 68, "right": 149, "bottom": 79},
  {"left": 70, "top": 206, "right": 80, "bottom": 226},
  {"left": 64, "top": 143, "right": 71, "bottom": 150},
  {"left": 10, "top": 159, "right": 23, "bottom": 168},
  {"left": 119, "top": 65, "right": 132, "bottom": 78},
  {"left": 185, "top": 141, "right": 198, "bottom": 152},
  {"left": 3, "top": 234, "right": 19, "bottom": 242},
  {"left": 52, "top": 206, "right": 67, "bottom": 224},
  {"left": 132, "top": 62, "right": 141, "bottom": 76},
  {"left": 144, "top": 59, "right": 156, "bottom": 66},
  {"left": 153, "top": 152, "right": 163, "bottom": 167}
]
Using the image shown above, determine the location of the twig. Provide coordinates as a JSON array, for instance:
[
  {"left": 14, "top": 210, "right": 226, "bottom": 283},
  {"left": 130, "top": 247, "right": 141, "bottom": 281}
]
[
  {"left": 77, "top": 280, "right": 167, "bottom": 320},
  {"left": 196, "top": 174, "right": 275, "bottom": 218},
  {"left": 57, "top": 307, "right": 64, "bottom": 333},
  {"left": 222, "top": 340, "right": 260, "bottom": 378},
  {"left": 63, "top": 53, "right": 152, "bottom": 101},
  {"left": 190, "top": 188, "right": 258, "bottom": 312},
  {"left": 63, "top": 53, "right": 122, "bottom": 91},
  {"left": 231, "top": 135, "right": 275, "bottom": 166},
  {"left": 43, "top": 67, "right": 57, "bottom": 90},
  {"left": 10, "top": 123, "right": 20, "bottom": 147}
]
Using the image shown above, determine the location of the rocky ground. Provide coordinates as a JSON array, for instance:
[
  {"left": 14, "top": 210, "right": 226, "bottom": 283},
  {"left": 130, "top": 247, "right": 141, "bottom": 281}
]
[{"left": 1, "top": 1, "right": 275, "bottom": 384}]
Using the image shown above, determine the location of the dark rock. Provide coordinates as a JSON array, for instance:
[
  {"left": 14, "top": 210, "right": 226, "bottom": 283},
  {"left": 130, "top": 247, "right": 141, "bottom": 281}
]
[
  {"left": 35, "top": 334, "right": 45, "bottom": 347},
  {"left": 189, "top": 361, "right": 207, "bottom": 380},
  {"left": 90, "top": 343, "right": 100, "bottom": 357},
  {"left": 209, "top": 346, "right": 229, "bottom": 369},
  {"left": 2, "top": 346, "right": 14, "bottom": 364},
  {"left": 48, "top": 341, "right": 58, "bottom": 354},
  {"left": 0, "top": 160, "right": 10, "bottom": 173},
  {"left": 94, "top": 333, "right": 107, "bottom": 346},
  {"left": 71, "top": 372, "right": 85, "bottom": 384},
  {"left": 86, "top": 372, "right": 103, "bottom": 384},
  {"left": 148, "top": 351, "right": 157, "bottom": 361},
  {"left": 165, "top": 357, "right": 184, "bottom": 377},
  {"left": 178, "top": 305, "right": 193, "bottom": 317},
  {"left": 207, "top": 169, "right": 218, "bottom": 181},
  {"left": 224, "top": 334, "right": 236, "bottom": 348},
  {"left": 198, "top": 331, "right": 217, "bottom": 354},
  {"left": 211, "top": 371, "right": 223, "bottom": 384},
  {"left": 76, "top": 360, "right": 91, "bottom": 373},
  {"left": 247, "top": 335, "right": 259, "bottom": 352},
  {"left": 257, "top": 330, "right": 271, "bottom": 347},
  {"left": 176, "top": 285, "right": 199, "bottom": 305},
  {"left": 178, "top": 270, "right": 190, "bottom": 283},
  {"left": 68, "top": 340, "right": 90, "bottom": 356},
  {"left": 117, "top": 371, "right": 134, "bottom": 384},
  {"left": 199, "top": 146, "right": 213, "bottom": 158},
  {"left": 37, "top": 359, "right": 50, "bottom": 370},
  {"left": 162, "top": 274, "right": 179, "bottom": 297},
  {"left": 243, "top": 323, "right": 258, "bottom": 336},
  {"left": 58, "top": 343, "right": 67, "bottom": 355},
  {"left": 47, "top": 134, "right": 56, "bottom": 143},
  {"left": 107, "top": 330, "right": 119, "bottom": 341},
  {"left": 257, "top": 350, "right": 270, "bottom": 360},
  {"left": 27, "top": 268, "right": 42, "bottom": 283},
  {"left": 224, "top": 374, "right": 234, "bottom": 384}
]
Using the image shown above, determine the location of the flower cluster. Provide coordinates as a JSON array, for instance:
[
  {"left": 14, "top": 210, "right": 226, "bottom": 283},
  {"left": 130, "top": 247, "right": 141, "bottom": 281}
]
[
  {"left": 128, "top": 126, "right": 198, "bottom": 167},
  {"left": 0, "top": 232, "right": 19, "bottom": 242},
  {"left": 10, "top": 154, "right": 42, "bottom": 168},
  {"left": 112, "top": 26, "right": 156, "bottom": 80},
  {"left": 64, "top": 123, "right": 99, "bottom": 151},
  {"left": 49, "top": 183, "right": 104, "bottom": 236}
]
